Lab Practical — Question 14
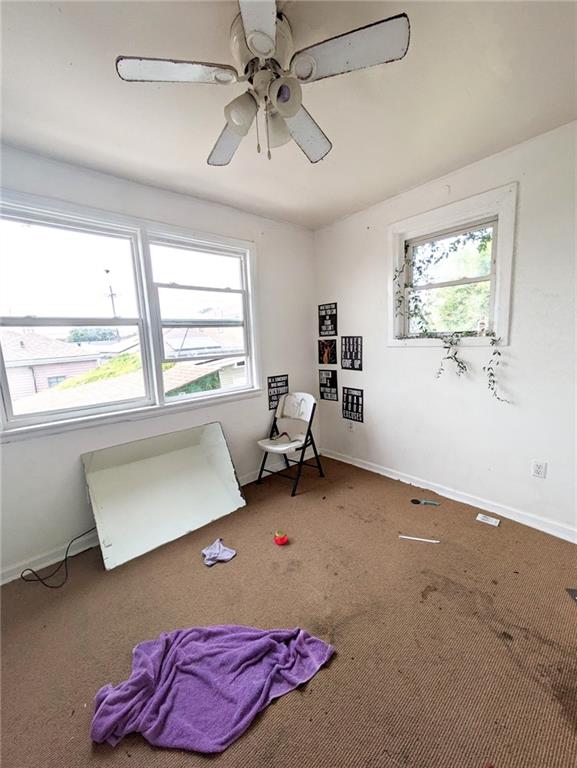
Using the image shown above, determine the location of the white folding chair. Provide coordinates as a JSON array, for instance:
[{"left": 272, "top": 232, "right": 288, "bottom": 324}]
[{"left": 256, "top": 392, "right": 324, "bottom": 496}]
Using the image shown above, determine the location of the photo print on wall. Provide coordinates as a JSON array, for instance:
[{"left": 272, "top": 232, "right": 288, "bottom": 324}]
[
  {"left": 342, "top": 387, "right": 364, "bottom": 422},
  {"left": 318, "top": 339, "right": 337, "bottom": 365},
  {"left": 341, "top": 336, "right": 363, "bottom": 371},
  {"left": 267, "top": 374, "right": 289, "bottom": 410},
  {"left": 318, "top": 302, "right": 338, "bottom": 337},
  {"left": 319, "top": 369, "right": 338, "bottom": 401}
]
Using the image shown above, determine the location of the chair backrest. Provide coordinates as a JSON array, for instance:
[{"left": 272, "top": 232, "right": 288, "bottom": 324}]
[{"left": 275, "top": 392, "right": 316, "bottom": 426}]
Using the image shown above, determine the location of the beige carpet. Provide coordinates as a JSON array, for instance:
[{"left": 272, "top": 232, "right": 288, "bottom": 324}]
[{"left": 2, "top": 458, "right": 576, "bottom": 768}]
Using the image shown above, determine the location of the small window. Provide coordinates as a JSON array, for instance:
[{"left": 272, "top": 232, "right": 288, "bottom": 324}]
[
  {"left": 402, "top": 219, "right": 496, "bottom": 337},
  {"left": 388, "top": 184, "right": 517, "bottom": 347},
  {"left": 47, "top": 375, "right": 67, "bottom": 388}
]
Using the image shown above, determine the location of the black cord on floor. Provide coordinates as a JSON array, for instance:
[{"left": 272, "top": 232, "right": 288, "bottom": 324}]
[{"left": 20, "top": 526, "right": 97, "bottom": 589}]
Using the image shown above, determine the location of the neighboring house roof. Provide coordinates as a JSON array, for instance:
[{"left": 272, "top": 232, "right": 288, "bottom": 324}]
[
  {"left": 0, "top": 329, "right": 99, "bottom": 366},
  {"left": 12, "top": 358, "right": 238, "bottom": 414},
  {"left": 74, "top": 328, "right": 243, "bottom": 359},
  {"left": 164, "top": 327, "right": 242, "bottom": 358}
]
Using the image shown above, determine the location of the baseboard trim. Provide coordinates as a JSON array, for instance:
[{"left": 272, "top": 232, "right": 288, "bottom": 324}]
[
  {"left": 321, "top": 449, "right": 576, "bottom": 545},
  {"left": 1, "top": 456, "right": 304, "bottom": 585}
]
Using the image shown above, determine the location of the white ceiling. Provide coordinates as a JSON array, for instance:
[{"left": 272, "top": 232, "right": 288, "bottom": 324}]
[{"left": 2, "top": 1, "right": 576, "bottom": 229}]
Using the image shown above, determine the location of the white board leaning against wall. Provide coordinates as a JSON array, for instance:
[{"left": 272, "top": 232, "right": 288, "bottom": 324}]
[{"left": 82, "top": 423, "right": 245, "bottom": 570}]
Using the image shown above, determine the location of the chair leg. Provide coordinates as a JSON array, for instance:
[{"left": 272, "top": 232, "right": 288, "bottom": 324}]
[
  {"left": 310, "top": 434, "right": 325, "bottom": 477},
  {"left": 256, "top": 451, "right": 268, "bottom": 484},
  {"left": 283, "top": 453, "right": 290, "bottom": 469},
  {"left": 291, "top": 448, "right": 306, "bottom": 497}
]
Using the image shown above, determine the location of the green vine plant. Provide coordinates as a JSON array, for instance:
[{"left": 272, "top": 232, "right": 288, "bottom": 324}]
[
  {"left": 393, "top": 229, "right": 510, "bottom": 402},
  {"left": 435, "top": 333, "right": 468, "bottom": 379},
  {"left": 482, "top": 335, "right": 510, "bottom": 403}
]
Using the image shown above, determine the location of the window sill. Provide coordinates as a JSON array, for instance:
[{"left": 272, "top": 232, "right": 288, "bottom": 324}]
[
  {"left": 387, "top": 335, "right": 506, "bottom": 348},
  {"left": 0, "top": 386, "right": 263, "bottom": 444}
]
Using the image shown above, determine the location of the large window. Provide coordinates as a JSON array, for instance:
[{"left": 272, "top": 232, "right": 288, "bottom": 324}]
[{"left": 0, "top": 194, "right": 256, "bottom": 432}]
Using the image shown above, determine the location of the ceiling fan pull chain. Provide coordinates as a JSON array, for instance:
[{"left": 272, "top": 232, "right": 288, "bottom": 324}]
[
  {"left": 265, "top": 97, "right": 272, "bottom": 160},
  {"left": 255, "top": 107, "right": 261, "bottom": 154}
]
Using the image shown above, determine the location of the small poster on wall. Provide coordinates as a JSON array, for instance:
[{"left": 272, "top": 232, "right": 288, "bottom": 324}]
[
  {"left": 342, "top": 387, "right": 364, "bottom": 422},
  {"left": 318, "top": 302, "right": 338, "bottom": 337},
  {"left": 341, "top": 336, "right": 363, "bottom": 371},
  {"left": 319, "top": 369, "right": 338, "bottom": 401},
  {"left": 318, "top": 339, "right": 337, "bottom": 365},
  {"left": 267, "top": 374, "right": 289, "bottom": 410}
]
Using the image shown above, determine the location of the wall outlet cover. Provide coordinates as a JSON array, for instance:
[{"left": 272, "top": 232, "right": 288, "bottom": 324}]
[{"left": 531, "top": 460, "right": 548, "bottom": 479}]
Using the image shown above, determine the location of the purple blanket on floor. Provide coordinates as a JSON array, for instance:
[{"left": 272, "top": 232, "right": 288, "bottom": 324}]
[{"left": 91, "top": 625, "right": 333, "bottom": 753}]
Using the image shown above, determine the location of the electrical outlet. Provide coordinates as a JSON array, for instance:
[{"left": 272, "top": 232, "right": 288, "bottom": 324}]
[{"left": 531, "top": 461, "right": 548, "bottom": 479}]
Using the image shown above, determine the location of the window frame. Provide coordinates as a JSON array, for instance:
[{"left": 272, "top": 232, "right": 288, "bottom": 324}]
[
  {"left": 0, "top": 190, "right": 260, "bottom": 438},
  {"left": 387, "top": 183, "right": 517, "bottom": 347},
  {"left": 402, "top": 217, "right": 498, "bottom": 338}
]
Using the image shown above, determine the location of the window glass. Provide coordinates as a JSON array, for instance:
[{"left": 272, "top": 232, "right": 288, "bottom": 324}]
[
  {"left": 150, "top": 243, "right": 242, "bottom": 289},
  {"left": 407, "top": 283, "right": 491, "bottom": 335},
  {"left": 157, "top": 287, "right": 243, "bottom": 322},
  {"left": 161, "top": 326, "right": 245, "bottom": 361},
  {"left": 403, "top": 221, "right": 495, "bottom": 337},
  {"left": 0, "top": 326, "right": 146, "bottom": 415},
  {"left": 163, "top": 357, "right": 249, "bottom": 401},
  {"left": 0, "top": 219, "right": 138, "bottom": 318},
  {"left": 411, "top": 225, "right": 494, "bottom": 287}
]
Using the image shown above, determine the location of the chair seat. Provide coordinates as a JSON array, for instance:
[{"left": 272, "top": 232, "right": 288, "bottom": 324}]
[{"left": 257, "top": 436, "right": 305, "bottom": 454}]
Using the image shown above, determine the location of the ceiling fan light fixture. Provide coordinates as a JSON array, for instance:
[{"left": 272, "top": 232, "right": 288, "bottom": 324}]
[
  {"left": 269, "top": 76, "right": 302, "bottom": 118},
  {"left": 268, "top": 112, "right": 291, "bottom": 148},
  {"left": 224, "top": 92, "right": 258, "bottom": 136}
]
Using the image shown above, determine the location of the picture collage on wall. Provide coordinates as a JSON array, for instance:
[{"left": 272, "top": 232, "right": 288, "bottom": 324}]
[
  {"left": 317, "top": 303, "right": 364, "bottom": 420},
  {"left": 267, "top": 374, "right": 289, "bottom": 410}
]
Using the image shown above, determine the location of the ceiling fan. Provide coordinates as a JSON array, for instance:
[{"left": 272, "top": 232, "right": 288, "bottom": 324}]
[{"left": 116, "top": 1, "right": 410, "bottom": 166}]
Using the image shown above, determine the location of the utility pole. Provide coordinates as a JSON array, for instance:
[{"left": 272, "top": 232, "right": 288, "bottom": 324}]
[{"left": 104, "top": 269, "right": 120, "bottom": 340}]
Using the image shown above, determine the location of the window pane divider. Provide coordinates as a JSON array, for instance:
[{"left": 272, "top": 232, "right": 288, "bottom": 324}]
[
  {"left": 155, "top": 282, "right": 244, "bottom": 294},
  {"left": 163, "top": 352, "right": 245, "bottom": 364},
  {"left": 410, "top": 275, "right": 491, "bottom": 292},
  {"left": 160, "top": 319, "right": 244, "bottom": 328},
  {"left": 0, "top": 316, "right": 141, "bottom": 327}
]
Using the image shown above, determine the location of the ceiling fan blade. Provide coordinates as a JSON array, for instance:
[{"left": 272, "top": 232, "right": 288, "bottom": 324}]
[
  {"left": 284, "top": 106, "right": 332, "bottom": 164},
  {"left": 207, "top": 124, "right": 244, "bottom": 166},
  {"left": 291, "top": 12, "right": 410, "bottom": 83},
  {"left": 238, "top": 0, "right": 277, "bottom": 57},
  {"left": 116, "top": 57, "right": 237, "bottom": 84}
]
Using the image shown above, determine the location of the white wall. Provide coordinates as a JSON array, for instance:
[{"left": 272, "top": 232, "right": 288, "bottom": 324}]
[
  {"left": 0, "top": 146, "right": 316, "bottom": 582},
  {"left": 314, "top": 123, "right": 576, "bottom": 542}
]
